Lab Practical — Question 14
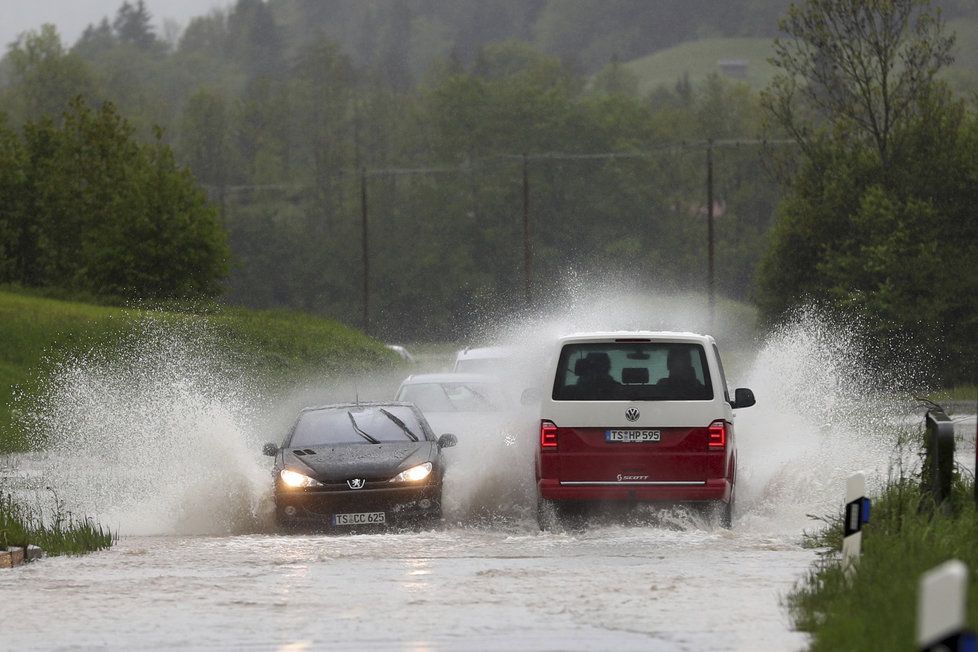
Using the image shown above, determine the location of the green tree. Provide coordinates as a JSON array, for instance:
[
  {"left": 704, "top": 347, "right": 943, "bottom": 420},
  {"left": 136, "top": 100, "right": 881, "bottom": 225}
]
[
  {"left": 10, "top": 99, "right": 228, "bottom": 298},
  {"left": 758, "top": 0, "right": 977, "bottom": 381},
  {"left": 1, "top": 25, "right": 96, "bottom": 123},
  {"left": 0, "top": 115, "right": 24, "bottom": 281},
  {"left": 762, "top": 0, "right": 954, "bottom": 166},
  {"left": 113, "top": 1, "right": 156, "bottom": 51},
  {"left": 178, "top": 88, "right": 235, "bottom": 219}
]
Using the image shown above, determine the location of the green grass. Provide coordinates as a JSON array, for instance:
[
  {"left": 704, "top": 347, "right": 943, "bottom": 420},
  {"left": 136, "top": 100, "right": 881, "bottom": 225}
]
[
  {"left": 0, "top": 288, "right": 396, "bottom": 452},
  {"left": 624, "top": 37, "right": 778, "bottom": 94},
  {"left": 0, "top": 492, "right": 113, "bottom": 556},
  {"left": 624, "top": 22, "right": 978, "bottom": 97},
  {"left": 925, "top": 385, "right": 978, "bottom": 404},
  {"left": 788, "top": 457, "right": 978, "bottom": 650}
]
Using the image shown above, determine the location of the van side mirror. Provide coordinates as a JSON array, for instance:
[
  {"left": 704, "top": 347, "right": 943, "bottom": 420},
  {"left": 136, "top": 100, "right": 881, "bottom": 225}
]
[
  {"left": 438, "top": 434, "right": 458, "bottom": 449},
  {"left": 733, "top": 388, "right": 755, "bottom": 409},
  {"left": 262, "top": 442, "right": 279, "bottom": 457},
  {"left": 520, "top": 388, "right": 543, "bottom": 406}
]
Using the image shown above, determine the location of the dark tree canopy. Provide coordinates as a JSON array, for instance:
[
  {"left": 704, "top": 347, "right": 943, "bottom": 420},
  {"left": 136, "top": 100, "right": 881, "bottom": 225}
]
[
  {"left": 113, "top": 1, "right": 156, "bottom": 50},
  {"left": 758, "top": 0, "right": 977, "bottom": 381},
  {"left": 0, "top": 98, "right": 228, "bottom": 299},
  {"left": 762, "top": 0, "right": 954, "bottom": 167}
]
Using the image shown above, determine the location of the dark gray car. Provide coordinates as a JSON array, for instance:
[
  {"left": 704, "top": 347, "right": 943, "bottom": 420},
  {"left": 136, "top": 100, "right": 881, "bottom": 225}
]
[{"left": 263, "top": 402, "right": 457, "bottom": 530}]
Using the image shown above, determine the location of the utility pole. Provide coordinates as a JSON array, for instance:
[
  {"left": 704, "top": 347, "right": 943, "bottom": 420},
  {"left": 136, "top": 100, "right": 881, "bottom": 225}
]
[
  {"left": 706, "top": 140, "right": 716, "bottom": 331},
  {"left": 522, "top": 154, "right": 532, "bottom": 304},
  {"left": 360, "top": 168, "right": 370, "bottom": 336}
]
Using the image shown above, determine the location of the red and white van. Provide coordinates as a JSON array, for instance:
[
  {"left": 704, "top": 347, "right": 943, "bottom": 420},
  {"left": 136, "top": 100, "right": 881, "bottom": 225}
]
[{"left": 535, "top": 331, "right": 755, "bottom": 528}]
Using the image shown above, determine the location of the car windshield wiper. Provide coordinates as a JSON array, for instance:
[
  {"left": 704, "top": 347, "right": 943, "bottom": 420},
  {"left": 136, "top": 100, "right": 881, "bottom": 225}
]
[
  {"left": 379, "top": 408, "right": 419, "bottom": 442},
  {"left": 347, "top": 412, "right": 379, "bottom": 444}
]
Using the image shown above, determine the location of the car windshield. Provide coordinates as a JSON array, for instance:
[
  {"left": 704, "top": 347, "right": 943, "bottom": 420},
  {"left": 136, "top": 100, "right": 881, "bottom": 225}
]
[
  {"left": 289, "top": 406, "right": 428, "bottom": 447},
  {"left": 398, "top": 382, "right": 502, "bottom": 412},
  {"left": 553, "top": 342, "right": 713, "bottom": 401}
]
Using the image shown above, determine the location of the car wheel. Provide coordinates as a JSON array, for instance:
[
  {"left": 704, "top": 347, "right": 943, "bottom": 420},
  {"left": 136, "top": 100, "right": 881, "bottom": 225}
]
[
  {"left": 708, "top": 498, "right": 733, "bottom": 529},
  {"left": 537, "top": 497, "right": 559, "bottom": 531},
  {"left": 425, "top": 500, "right": 443, "bottom": 528},
  {"left": 275, "top": 511, "right": 298, "bottom": 533}
]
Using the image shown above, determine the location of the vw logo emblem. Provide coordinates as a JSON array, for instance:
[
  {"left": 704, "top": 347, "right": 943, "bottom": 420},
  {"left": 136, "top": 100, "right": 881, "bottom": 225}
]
[
  {"left": 347, "top": 478, "right": 366, "bottom": 489},
  {"left": 625, "top": 408, "right": 640, "bottom": 422}
]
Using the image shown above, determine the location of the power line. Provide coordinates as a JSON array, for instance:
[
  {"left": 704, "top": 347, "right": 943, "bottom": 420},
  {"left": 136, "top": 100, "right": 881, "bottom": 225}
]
[{"left": 205, "top": 139, "right": 797, "bottom": 195}]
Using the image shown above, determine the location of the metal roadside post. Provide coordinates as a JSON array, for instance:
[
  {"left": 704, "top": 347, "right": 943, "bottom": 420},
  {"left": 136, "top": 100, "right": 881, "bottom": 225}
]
[
  {"left": 917, "top": 560, "right": 977, "bottom": 652},
  {"left": 924, "top": 409, "right": 955, "bottom": 507},
  {"left": 842, "top": 472, "right": 870, "bottom": 578}
]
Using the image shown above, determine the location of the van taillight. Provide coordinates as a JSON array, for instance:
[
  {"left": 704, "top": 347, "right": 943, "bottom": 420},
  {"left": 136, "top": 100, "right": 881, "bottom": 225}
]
[
  {"left": 708, "top": 420, "right": 727, "bottom": 449},
  {"left": 540, "top": 421, "right": 558, "bottom": 449}
]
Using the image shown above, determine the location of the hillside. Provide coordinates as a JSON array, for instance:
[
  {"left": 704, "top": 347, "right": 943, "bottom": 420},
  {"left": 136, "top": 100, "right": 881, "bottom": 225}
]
[
  {"left": 0, "top": 289, "right": 395, "bottom": 451},
  {"left": 627, "top": 20, "right": 978, "bottom": 96},
  {"left": 624, "top": 37, "right": 778, "bottom": 94}
]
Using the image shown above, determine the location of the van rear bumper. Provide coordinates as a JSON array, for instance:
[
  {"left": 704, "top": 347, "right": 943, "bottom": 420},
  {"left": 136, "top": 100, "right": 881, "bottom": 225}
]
[{"left": 538, "top": 478, "right": 731, "bottom": 503}]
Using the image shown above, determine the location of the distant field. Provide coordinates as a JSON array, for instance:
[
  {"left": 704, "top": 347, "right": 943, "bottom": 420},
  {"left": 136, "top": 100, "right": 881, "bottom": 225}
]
[
  {"left": 624, "top": 37, "right": 778, "bottom": 94},
  {"left": 626, "top": 21, "right": 978, "bottom": 96},
  {"left": 0, "top": 289, "right": 395, "bottom": 452}
]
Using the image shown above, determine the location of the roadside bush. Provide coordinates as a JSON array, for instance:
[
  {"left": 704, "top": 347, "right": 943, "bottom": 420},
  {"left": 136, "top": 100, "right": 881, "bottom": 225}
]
[
  {"left": 788, "top": 430, "right": 978, "bottom": 651},
  {"left": 0, "top": 98, "right": 228, "bottom": 299}
]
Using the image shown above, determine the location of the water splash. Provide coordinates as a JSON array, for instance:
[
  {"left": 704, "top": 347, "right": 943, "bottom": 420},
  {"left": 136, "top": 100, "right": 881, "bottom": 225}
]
[
  {"left": 15, "top": 282, "right": 923, "bottom": 539},
  {"left": 22, "top": 317, "right": 272, "bottom": 535},
  {"left": 460, "top": 283, "right": 922, "bottom": 536}
]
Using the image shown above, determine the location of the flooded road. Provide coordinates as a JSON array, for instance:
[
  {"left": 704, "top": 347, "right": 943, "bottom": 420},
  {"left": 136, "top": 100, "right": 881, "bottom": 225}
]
[
  {"left": 2, "top": 297, "right": 953, "bottom": 650},
  {"left": 0, "top": 524, "right": 811, "bottom": 651}
]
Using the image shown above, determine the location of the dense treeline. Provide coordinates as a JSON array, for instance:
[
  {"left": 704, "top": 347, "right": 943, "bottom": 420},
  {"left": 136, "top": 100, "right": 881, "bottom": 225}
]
[
  {"left": 0, "top": 97, "right": 227, "bottom": 299},
  {"left": 2, "top": 0, "right": 978, "bottom": 383},
  {"left": 0, "top": 2, "right": 782, "bottom": 339}
]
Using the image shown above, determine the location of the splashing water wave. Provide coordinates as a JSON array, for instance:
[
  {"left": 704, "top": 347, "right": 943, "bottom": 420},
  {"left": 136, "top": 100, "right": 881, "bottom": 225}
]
[
  {"left": 19, "top": 287, "right": 921, "bottom": 539},
  {"left": 23, "top": 318, "right": 272, "bottom": 535}
]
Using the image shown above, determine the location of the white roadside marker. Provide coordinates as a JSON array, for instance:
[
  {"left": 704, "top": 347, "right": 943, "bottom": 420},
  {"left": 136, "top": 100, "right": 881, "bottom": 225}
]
[
  {"left": 842, "top": 472, "right": 869, "bottom": 577},
  {"left": 917, "top": 560, "right": 976, "bottom": 651}
]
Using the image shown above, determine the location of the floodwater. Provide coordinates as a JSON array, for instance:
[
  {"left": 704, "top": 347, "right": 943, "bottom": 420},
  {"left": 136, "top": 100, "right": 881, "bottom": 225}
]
[
  {"left": 0, "top": 525, "right": 811, "bottom": 651},
  {"left": 0, "top": 292, "right": 951, "bottom": 650}
]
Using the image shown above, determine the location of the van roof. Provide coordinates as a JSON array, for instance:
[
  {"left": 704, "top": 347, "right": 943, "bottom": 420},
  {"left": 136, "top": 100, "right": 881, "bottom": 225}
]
[{"left": 555, "top": 330, "right": 714, "bottom": 345}]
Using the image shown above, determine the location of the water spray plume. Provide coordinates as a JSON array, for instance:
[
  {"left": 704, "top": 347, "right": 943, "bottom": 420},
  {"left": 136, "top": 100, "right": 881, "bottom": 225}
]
[{"left": 18, "top": 283, "right": 924, "bottom": 540}]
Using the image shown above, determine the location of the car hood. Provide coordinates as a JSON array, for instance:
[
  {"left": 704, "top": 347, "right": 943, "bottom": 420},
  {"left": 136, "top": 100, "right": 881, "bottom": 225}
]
[{"left": 284, "top": 442, "right": 436, "bottom": 482}]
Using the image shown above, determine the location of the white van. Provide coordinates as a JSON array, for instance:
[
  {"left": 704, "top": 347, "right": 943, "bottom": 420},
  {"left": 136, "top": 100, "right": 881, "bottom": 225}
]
[{"left": 535, "top": 331, "right": 755, "bottom": 528}]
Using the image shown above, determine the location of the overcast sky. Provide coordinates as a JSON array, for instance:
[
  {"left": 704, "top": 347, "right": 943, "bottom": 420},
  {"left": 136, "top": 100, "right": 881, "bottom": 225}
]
[{"left": 1, "top": 0, "right": 230, "bottom": 49}]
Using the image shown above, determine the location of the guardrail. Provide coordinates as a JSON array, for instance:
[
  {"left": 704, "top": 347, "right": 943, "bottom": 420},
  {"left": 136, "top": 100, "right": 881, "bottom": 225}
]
[{"left": 922, "top": 408, "right": 956, "bottom": 509}]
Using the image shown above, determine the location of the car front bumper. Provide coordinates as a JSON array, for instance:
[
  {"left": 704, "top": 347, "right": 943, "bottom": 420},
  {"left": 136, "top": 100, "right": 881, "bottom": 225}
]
[{"left": 275, "top": 483, "right": 442, "bottom": 528}]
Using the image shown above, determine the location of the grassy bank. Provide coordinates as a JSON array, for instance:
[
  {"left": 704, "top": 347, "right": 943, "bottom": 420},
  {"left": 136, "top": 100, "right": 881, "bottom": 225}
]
[
  {"left": 1, "top": 492, "right": 113, "bottom": 556},
  {"left": 0, "top": 288, "right": 395, "bottom": 452},
  {"left": 789, "top": 471, "right": 978, "bottom": 650}
]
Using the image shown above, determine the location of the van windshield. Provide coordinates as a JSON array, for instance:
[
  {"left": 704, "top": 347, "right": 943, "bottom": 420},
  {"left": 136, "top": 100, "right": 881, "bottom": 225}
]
[{"left": 553, "top": 343, "right": 713, "bottom": 401}]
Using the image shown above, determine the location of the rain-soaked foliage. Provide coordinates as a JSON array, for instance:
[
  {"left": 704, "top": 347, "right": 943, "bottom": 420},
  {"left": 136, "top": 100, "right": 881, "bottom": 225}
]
[{"left": 0, "top": 0, "right": 977, "bottom": 380}]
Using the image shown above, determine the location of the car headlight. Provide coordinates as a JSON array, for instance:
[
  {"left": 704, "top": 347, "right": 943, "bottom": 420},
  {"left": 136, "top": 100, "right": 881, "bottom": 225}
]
[
  {"left": 279, "top": 469, "right": 323, "bottom": 488},
  {"left": 390, "top": 462, "right": 432, "bottom": 483}
]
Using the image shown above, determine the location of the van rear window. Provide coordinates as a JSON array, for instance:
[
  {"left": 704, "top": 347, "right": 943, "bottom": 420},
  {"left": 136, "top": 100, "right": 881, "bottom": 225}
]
[{"left": 553, "top": 343, "right": 713, "bottom": 401}]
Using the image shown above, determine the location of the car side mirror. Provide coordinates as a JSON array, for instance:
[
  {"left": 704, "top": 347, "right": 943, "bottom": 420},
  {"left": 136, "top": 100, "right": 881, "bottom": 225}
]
[
  {"left": 520, "top": 388, "right": 542, "bottom": 406},
  {"left": 438, "top": 434, "right": 458, "bottom": 449},
  {"left": 262, "top": 442, "right": 279, "bottom": 457},
  {"left": 733, "top": 388, "right": 755, "bottom": 409}
]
